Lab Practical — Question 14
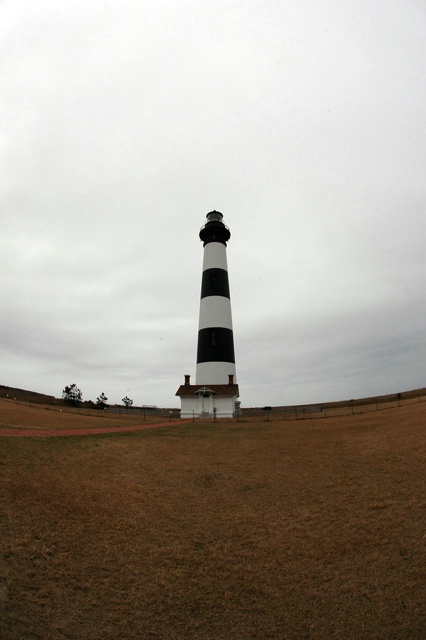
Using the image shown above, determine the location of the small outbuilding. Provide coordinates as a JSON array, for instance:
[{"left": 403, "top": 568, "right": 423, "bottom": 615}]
[{"left": 176, "top": 375, "right": 240, "bottom": 419}]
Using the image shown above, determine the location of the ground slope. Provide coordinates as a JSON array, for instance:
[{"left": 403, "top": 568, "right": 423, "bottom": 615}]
[{"left": 1, "top": 403, "right": 425, "bottom": 639}]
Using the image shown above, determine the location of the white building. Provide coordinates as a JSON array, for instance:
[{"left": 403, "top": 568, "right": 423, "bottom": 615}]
[{"left": 176, "top": 375, "right": 240, "bottom": 419}]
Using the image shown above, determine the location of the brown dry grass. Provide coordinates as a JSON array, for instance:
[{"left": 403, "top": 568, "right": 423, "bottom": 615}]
[
  {"left": 0, "top": 398, "right": 167, "bottom": 432},
  {"left": 1, "top": 402, "right": 425, "bottom": 639}
]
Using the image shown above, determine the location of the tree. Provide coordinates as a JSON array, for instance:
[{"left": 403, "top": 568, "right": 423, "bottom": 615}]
[
  {"left": 96, "top": 392, "right": 108, "bottom": 408},
  {"left": 122, "top": 396, "right": 133, "bottom": 409},
  {"left": 62, "top": 383, "right": 82, "bottom": 406}
]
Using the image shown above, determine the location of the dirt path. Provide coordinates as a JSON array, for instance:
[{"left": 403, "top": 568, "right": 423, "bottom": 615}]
[{"left": 0, "top": 420, "right": 190, "bottom": 437}]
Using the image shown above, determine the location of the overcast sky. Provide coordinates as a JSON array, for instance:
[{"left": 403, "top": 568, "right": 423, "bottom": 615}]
[{"left": 1, "top": 0, "right": 425, "bottom": 408}]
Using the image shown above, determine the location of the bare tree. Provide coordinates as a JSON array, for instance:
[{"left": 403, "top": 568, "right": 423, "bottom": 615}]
[
  {"left": 96, "top": 392, "right": 108, "bottom": 408},
  {"left": 122, "top": 396, "right": 133, "bottom": 409}
]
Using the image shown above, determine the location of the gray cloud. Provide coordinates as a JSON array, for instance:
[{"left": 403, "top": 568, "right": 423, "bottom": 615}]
[{"left": 1, "top": 0, "right": 425, "bottom": 407}]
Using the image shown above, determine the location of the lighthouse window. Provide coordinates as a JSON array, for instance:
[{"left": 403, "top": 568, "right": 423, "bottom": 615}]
[
  {"left": 211, "top": 330, "right": 216, "bottom": 347},
  {"left": 210, "top": 274, "right": 217, "bottom": 290}
]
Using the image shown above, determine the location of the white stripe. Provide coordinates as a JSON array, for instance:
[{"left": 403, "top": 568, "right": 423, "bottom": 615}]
[
  {"left": 202, "top": 242, "right": 228, "bottom": 271},
  {"left": 195, "top": 361, "right": 237, "bottom": 385},
  {"left": 198, "top": 296, "right": 233, "bottom": 331}
]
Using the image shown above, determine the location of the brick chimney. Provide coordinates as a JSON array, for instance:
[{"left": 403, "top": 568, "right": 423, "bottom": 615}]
[{"left": 184, "top": 374, "right": 191, "bottom": 386}]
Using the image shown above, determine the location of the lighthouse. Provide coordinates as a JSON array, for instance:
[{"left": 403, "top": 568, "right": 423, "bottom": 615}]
[{"left": 176, "top": 210, "right": 240, "bottom": 418}]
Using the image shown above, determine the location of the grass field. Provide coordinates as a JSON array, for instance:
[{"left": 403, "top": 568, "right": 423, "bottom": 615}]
[
  {"left": 1, "top": 399, "right": 425, "bottom": 639},
  {"left": 0, "top": 398, "right": 172, "bottom": 432}
]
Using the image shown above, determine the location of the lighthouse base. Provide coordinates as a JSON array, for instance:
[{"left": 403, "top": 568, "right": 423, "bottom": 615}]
[{"left": 176, "top": 381, "right": 240, "bottom": 419}]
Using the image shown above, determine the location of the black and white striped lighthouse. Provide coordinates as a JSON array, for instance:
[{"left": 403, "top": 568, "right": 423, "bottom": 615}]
[
  {"left": 176, "top": 210, "right": 239, "bottom": 418},
  {"left": 196, "top": 210, "right": 236, "bottom": 385}
]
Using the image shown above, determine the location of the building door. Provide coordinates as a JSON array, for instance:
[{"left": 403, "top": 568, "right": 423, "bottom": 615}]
[{"left": 201, "top": 393, "right": 211, "bottom": 414}]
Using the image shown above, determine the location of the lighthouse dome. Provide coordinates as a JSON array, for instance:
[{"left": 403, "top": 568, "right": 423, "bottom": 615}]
[
  {"left": 200, "top": 210, "right": 230, "bottom": 245},
  {"left": 206, "top": 210, "right": 223, "bottom": 222}
]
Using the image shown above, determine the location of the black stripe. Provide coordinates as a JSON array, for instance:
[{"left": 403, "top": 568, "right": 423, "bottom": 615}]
[
  {"left": 201, "top": 268, "right": 230, "bottom": 299},
  {"left": 196, "top": 327, "right": 235, "bottom": 363}
]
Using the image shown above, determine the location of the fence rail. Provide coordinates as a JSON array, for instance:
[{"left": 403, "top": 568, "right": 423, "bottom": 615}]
[
  {"left": 2, "top": 391, "right": 425, "bottom": 422},
  {"left": 241, "top": 394, "right": 426, "bottom": 420}
]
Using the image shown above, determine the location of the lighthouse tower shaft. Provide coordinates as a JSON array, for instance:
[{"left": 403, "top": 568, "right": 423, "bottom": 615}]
[
  {"left": 196, "top": 211, "right": 236, "bottom": 385},
  {"left": 175, "top": 210, "right": 239, "bottom": 419}
]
